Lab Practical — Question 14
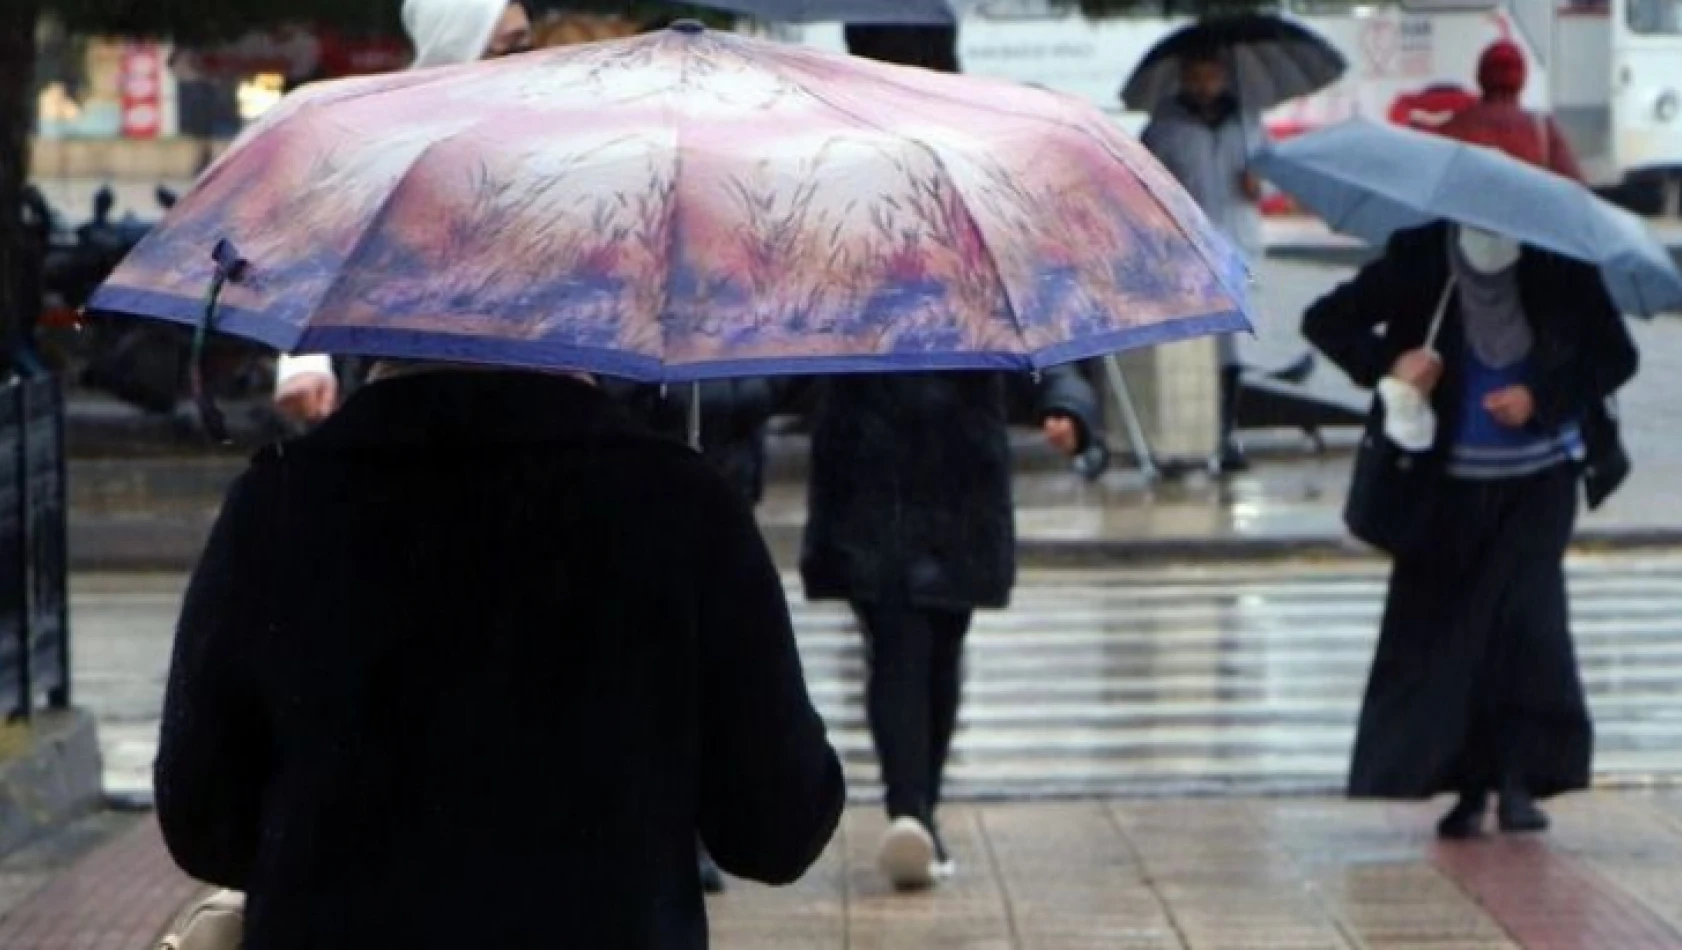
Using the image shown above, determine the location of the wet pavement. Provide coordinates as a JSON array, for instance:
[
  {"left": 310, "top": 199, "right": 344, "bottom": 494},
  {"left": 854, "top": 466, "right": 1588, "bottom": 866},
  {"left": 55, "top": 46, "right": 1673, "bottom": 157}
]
[
  {"left": 13, "top": 797, "right": 1682, "bottom": 948},
  {"left": 76, "top": 552, "right": 1682, "bottom": 804}
]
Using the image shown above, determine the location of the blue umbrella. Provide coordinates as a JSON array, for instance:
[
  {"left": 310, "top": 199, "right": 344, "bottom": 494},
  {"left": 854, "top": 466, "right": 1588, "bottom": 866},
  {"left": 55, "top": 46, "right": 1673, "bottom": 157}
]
[{"left": 1253, "top": 118, "right": 1682, "bottom": 316}]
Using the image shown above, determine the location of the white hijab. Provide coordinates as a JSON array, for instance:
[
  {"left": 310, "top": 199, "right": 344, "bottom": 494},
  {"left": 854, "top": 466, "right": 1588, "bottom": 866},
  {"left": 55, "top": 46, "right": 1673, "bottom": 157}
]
[
  {"left": 403, "top": 0, "right": 507, "bottom": 70},
  {"left": 273, "top": 0, "right": 508, "bottom": 391}
]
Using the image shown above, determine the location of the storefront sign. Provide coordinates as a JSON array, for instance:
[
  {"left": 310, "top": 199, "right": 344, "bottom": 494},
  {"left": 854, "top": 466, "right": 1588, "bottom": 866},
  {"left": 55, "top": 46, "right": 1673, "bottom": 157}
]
[{"left": 120, "top": 43, "right": 164, "bottom": 139}]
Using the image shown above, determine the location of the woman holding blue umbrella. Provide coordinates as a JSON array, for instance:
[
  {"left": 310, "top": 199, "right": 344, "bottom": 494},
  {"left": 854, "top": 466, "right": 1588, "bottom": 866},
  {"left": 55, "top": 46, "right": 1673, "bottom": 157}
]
[{"left": 1302, "top": 203, "right": 1640, "bottom": 838}]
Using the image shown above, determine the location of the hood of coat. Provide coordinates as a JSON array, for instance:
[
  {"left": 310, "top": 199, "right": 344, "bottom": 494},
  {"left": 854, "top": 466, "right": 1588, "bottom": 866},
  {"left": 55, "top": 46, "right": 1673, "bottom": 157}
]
[{"left": 403, "top": 0, "right": 507, "bottom": 69}]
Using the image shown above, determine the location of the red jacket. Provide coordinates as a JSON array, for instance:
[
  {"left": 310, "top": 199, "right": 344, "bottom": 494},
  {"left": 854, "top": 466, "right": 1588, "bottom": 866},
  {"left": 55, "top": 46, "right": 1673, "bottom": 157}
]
[{"left": 1435, "top": 98, "right": 1584, "bottom": 182}]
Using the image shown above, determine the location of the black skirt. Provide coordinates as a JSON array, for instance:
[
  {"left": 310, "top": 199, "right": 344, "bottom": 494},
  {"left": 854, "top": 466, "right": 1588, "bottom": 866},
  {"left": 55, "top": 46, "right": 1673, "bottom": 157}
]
[{"left": 1348, "top": 464, "right": 1592, "bottom": 799}]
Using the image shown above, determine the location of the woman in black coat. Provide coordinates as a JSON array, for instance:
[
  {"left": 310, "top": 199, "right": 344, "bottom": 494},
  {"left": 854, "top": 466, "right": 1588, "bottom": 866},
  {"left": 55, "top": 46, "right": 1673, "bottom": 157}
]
[
  {"left": 1303, "top": 221, "right": 1638, "bottom": 838},
  {"left": 803, "top": 362, "right": 1095, "bottom": 887},
  {"left": 804, "top": 26, "right": 1102, "bottom": 894},
  {"left": 612, "top": 377, "right": 789, "bottom": 506},
  {"left": 606, "top": 375, "right": 795, "bottom": 893},
  {"left": 155, "top": 368, "right": 845, "bottom": 950}
]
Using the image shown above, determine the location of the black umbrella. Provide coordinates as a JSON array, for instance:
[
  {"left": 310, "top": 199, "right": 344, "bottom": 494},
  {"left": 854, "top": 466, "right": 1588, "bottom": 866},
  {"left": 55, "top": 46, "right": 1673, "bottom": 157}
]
[{"left": 1120, "top": 14, "right": 1347, "bottom": 114}]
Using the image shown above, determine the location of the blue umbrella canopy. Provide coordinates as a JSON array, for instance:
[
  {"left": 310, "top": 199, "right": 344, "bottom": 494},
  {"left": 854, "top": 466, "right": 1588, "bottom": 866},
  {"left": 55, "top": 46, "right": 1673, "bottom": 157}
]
[{"left": 1254, "top": 119, "right": 1682, "bottom": 316}]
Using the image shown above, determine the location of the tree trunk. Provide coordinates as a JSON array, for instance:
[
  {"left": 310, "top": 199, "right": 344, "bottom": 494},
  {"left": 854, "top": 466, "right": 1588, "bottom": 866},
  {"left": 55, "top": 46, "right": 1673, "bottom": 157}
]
[{"left": 0, "top": 1, "right": 40, "bottom": 378}]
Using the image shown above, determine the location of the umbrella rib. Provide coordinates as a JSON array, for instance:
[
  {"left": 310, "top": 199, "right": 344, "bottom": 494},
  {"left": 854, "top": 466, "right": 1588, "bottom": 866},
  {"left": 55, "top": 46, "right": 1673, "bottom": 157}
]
[
  {"left": 1425, "top": 143, "right": 1467, "bottom": 229},
  {"left": 1108, "top": 142, "right": 1254, "bottom": 321},
  {"left": 788, "top": 79, "right": 1032, "bottom": 354},
  {"left": 302, "top": 128, "right": 486, "bottom": 352},
  {"left": 656, "top": 57, "right": 690, "bottom": 383},
  {"left": 217, "top": 63, "right": 489, "bottom": 173}
]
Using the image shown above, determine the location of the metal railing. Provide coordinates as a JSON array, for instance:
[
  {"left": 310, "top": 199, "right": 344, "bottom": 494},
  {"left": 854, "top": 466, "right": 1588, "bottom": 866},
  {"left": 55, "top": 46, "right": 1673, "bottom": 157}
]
[{"left": 0, "top": 375, "right": 70, "bottom": 720}]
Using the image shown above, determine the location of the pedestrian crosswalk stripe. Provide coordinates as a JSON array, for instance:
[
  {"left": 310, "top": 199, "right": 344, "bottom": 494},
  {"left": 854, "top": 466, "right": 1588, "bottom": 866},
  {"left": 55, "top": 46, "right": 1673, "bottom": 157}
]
[
  {"left": 87, "top": 555, "right": 1682, "bottom": 803},
  {"left": 785, "top": 555, "right": 1682, "bottom": 798}
]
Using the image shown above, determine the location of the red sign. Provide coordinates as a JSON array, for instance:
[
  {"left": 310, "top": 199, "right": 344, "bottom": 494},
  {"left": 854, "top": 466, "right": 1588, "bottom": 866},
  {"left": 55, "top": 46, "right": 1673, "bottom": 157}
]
[
  {"left": 120, "top": 42, "right": 164, "bottom": 139},
  {"left": 1387, "top": 84, "right": 1480, "bottom": 131},
  {"left": 317, "top": 31, "right": 411, "bottom": 78}
]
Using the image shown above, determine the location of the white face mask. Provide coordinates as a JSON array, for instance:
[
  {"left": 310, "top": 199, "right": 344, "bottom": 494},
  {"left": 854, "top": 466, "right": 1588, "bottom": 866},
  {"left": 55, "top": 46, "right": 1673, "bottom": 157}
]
[{"left": 1457, "top": 226, "right": 1521, "bottom": 274}]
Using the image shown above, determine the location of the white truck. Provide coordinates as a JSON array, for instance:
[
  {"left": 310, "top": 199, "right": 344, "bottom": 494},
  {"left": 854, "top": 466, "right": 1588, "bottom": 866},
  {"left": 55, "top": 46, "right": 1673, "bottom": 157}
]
[{"left": 784, "top": 0, "right": 1682, "bottom": 204}]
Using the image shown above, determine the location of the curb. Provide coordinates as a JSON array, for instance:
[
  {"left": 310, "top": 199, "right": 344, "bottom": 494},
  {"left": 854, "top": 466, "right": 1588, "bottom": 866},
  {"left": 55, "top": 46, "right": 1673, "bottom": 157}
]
[
  {"left": 69, "top": 517, "right": 1682, "bottom": 574},
  {"left": 754, "top": 525, "right": 1682, "bottom": 573},
  {"left": 1006, "top": 527, "right": 1682, "bottom": 566}
]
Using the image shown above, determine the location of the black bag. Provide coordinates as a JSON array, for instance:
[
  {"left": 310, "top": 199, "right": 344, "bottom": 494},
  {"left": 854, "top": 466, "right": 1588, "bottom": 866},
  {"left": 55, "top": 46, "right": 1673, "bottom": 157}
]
[
  {"left": 1342, "top": 276, "right": 1456, "bottom": 557},
  {"left": 1344, "top": 404, "right": 1440, "bottom": 556}
]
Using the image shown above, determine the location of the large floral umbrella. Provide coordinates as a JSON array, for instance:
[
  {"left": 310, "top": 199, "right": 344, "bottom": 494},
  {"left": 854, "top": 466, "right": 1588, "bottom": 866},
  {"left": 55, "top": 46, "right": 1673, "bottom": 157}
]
[{"left": 91, "top": 22, "right": 1252, "bottom": 384}]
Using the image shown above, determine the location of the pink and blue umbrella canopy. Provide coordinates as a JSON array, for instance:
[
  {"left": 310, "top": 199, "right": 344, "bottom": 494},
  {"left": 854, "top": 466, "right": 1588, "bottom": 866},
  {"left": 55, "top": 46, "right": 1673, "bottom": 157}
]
[{"left": 91, "top": 24, "right": 1252, "bottom": 382}]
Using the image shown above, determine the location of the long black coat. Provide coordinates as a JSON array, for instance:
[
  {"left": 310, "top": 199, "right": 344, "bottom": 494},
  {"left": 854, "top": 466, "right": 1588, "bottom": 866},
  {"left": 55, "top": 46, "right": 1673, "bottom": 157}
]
[
  {"left": 1303, "top": 222, "right": 1638, "bottom": 506},
  {"left": 155, "top": 372, "right": 844, "bottom": 950},
  {"left": 606, "top": 377, "right": 790, "bottom": 505},
  {"left": 1304, "top": 223, "right": 1639, "bottom": 799},
  {"left": 801, "top": 366, "right": 1098, "bottom": 611}
]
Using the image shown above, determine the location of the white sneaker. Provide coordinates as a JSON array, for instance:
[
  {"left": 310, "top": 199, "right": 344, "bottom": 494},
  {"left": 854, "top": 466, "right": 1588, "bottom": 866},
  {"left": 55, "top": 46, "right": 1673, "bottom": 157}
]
[
  {"left": 878, "top": 816, "right": 940, "bottom": 890},
  {"left": 932, "top": 834, "right": 957, "bottom": 882}
]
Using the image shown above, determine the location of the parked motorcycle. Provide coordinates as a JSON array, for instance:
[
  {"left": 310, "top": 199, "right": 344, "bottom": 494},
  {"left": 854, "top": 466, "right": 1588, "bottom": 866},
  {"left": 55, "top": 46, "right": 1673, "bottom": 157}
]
[{"left": 28, "top": 185, "right": 276, "bottom": 418}]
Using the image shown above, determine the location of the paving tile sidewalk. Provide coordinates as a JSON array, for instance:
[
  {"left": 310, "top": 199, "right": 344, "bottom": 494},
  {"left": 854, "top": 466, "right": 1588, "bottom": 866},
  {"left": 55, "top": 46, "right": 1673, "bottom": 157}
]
[{"left": 12, "top": 795, "right": 1682, "bottom": 949}]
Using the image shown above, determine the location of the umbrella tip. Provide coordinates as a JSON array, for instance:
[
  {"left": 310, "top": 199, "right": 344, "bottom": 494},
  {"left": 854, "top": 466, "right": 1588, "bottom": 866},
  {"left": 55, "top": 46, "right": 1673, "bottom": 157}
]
[{"left": 669, "top": 19, "right": 706, "bottom": 36}]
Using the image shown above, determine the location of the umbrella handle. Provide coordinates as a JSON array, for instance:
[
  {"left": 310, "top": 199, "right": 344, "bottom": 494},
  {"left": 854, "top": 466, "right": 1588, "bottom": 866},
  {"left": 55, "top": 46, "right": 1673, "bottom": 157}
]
[
  {"left": 687, "top": 382, "right": 701, "bottom": 451},
  {"left": 192, "top": 240, "right": 250, "bottom": 446}
]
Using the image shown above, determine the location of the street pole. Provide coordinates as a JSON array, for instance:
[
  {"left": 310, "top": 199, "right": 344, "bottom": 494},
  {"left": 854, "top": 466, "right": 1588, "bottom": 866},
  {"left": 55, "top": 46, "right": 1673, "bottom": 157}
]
[
  {"left": 0, "top": 0, "right": 41, "bottom": 381},
  {"left": 687, "top": 382, "right": 701, "bottom": 450},
  {"left": 1102, "top": 354, "right": 1160, "bottom": 483}
]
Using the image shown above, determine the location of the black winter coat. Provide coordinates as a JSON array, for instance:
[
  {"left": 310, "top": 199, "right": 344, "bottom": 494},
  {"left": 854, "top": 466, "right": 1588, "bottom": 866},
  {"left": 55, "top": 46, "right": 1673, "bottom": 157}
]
[
  {"left": 605, "top": 377, "right": 790, "bottom": 505},
  {"left": 1303, "top": 223, "right": 1639, "bottom": 509},
  {"left": 801, "top": 366, "right": 1098, "bottom": 611},
  {"left": 155, "top": 372, "right": 843, "bottom": 950}
]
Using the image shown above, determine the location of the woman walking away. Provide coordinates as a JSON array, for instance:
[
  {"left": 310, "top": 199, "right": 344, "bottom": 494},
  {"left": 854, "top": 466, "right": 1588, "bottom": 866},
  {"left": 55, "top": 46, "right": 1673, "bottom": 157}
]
[
  {"left": 803, "top": 17, "right": 1100, "bottom": 898},
  {"left": 1303, "top": 218, "right": 1637, "bottom": 838},
  {"left": 156, "top": 366, "right": 845, "bottom": 949}
]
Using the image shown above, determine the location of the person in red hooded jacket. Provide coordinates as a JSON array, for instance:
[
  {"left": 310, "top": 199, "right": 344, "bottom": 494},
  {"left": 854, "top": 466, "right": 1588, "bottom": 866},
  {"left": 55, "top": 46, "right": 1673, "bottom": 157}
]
[{"left": 1436, "top": 40, "right": 1584, "bottom": 181}]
